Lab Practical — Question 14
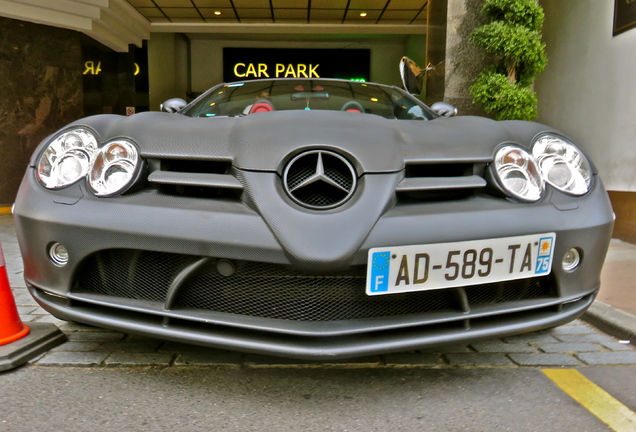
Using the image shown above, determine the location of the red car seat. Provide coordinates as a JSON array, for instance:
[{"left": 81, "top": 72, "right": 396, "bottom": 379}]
[{"left": 249, "top": 100, "right": 275, "bottom": 114}]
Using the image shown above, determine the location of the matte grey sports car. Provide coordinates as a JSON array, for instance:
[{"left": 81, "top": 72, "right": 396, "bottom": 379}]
[{"left": 14, "top": 76, "right": 614, "bottom": 359}]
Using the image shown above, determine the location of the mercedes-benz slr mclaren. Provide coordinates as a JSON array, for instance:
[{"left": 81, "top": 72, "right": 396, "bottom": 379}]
[{"left": 13, "top": 77, "right": 613, "bottom": 359}]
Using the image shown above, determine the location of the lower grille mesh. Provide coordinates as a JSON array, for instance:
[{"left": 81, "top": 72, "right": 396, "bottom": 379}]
[
  {"left": 176, "top": 262, "right": 456, "bottom": 321},
  {"left": 77, "top": 250, "right": 196, "bottom": 302},
  {"left": 75, "top": 250, "right": 557, "bottom": 322}
]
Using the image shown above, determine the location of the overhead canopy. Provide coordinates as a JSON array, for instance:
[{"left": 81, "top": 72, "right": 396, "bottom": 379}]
[{"left": 0, "top": 0, "right": 428, "bottom": 51}]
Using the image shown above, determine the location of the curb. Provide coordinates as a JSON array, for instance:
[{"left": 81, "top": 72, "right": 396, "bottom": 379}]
[
  {"left": 0, "top": 323, "right": 67, "bottom": 372},
  {"left": 582, "top": 301, "right": 636, "bottom": 342}
]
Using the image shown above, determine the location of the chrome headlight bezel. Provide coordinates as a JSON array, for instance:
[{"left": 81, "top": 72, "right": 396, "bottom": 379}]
[
  {"left": 490, "top": 144, "right": 544, "bottom": 203},
  {"left": 87, "top": 139, "right": 141, "bottom": 197},
  {"left": 36, "top": 127, "right": 99, "bottom": 190},
  {"left": 532, "top": 134, "right": 593, "bottom": 196}
]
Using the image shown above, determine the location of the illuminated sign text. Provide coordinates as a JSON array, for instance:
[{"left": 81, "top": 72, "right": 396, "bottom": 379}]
[
  {"left": 84, "top": 61, "right": 102, "bottom": 75},
  {"left": 83, "top": 61, "right": 141, "bottom": 76},
  {"left": 233, "top": 63, "right": 320, "bottom": 78},
  {"left": 223, "top": 48, "right": 369, "bottom": 82}
]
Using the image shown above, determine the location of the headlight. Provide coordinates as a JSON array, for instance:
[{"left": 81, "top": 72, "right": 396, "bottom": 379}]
[
  {"left": 36, "top": 128, "right": 98, "bottom": 189},
  {"left": 532, "top": 135, "right": 592, "bottom": 195},
  {"left": 492, "top": 145, "right": 544, "bottom": 202},
  {"left": 88, "top": 140, "right": 140, "bottom": 197}
]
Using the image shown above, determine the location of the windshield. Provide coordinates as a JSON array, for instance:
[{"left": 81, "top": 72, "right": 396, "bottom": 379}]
[{"left": 181, "top": 79, "right": 435, "bottom": 120}]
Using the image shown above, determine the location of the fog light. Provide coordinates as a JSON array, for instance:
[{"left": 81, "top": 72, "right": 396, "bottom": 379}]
[
  {"left": 49, "top": 243, "right": 69, "bottom": 267},
  {"left": 562, "top": 248, "right": 580, "bottom": 272}
]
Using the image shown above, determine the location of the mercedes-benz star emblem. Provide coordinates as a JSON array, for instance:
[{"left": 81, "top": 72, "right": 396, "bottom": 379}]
[{"left": 283, "top": 150, "right": 357, "bottom": 210}]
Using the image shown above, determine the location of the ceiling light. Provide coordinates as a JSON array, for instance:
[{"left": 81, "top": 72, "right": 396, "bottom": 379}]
[
  {"left": 214, "top": 11, "right": 222, "bottom": 15},
  {"left": 360, "top": 12, "right": 367, "bottom": 17}
]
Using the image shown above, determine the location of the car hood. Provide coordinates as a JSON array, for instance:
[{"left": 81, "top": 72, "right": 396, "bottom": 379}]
[
  {"left": 68, "top": 110, "right": 555, "bottom": 173},
  {"left": 55, "top": 110, "right": 566, "bottom": 271}
]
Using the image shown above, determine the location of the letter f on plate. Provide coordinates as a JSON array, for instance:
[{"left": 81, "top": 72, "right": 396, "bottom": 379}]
[{"left": 370, "top": 251, "right": 391, "bottom": 292}]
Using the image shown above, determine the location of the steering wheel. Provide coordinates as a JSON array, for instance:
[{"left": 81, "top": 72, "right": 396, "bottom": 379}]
[{"left": 340, "top": 100, "right": 365, "bottom": 113}]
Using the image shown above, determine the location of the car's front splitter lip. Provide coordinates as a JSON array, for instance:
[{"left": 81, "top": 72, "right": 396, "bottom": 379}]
[
  {"left": 60, "top": 286, "right": 597, "bottom": 338},
  {"left": 31, "top": 284, "right": 596, "bottom": 360}
]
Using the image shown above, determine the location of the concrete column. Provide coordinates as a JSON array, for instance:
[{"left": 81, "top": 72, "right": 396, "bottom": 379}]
[
  {"left": 443, "top": 0, "right": 488, "bottom": 115},
  {"left": 148, "top": 33, "right": 178, "bottom": 111},
  {"left": 425, "top": 0, "right": 447, "bottom": 105},
  {"left": 425, "top": 0, "right": 487, "bottom": 115}
]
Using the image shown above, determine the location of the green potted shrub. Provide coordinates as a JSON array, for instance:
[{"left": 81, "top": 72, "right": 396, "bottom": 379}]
[{"left": 470, "top": 0, "right": 547, "bottom": 120}]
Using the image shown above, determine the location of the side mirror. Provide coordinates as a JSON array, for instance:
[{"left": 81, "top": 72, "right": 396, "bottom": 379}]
[
  {"left": 399, "top": 56, "right": 424, "bottom": 95},
  {"left": 430, "top": 102, "right": 458, "bottom": 117},
  {"left": 160, "top": 98, "right": 187, "bottom": 113}
]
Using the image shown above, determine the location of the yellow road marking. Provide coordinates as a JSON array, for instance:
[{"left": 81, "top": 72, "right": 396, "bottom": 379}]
[
  {"left": 542, "top": 369, "right": 636, "bottom": 432},
  {"left": 0, "top": 207, "right": 11, "bottom": 215}
]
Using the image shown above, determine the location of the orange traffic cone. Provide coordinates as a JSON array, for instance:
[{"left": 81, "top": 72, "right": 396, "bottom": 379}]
[
  {"left": 0, "top": 241, "right": 66, "bottom": 371},
  {"left": 0, "top": 242, "right": 30, "bottom": 345}
]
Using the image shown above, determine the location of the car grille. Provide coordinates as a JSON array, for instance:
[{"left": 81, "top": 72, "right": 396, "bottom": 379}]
[
  {"left": 148, "top": 158, "right": 242, "bottom": 199},
  {"left": 75, "top": 249, "right": 557, "bottom": 322},
  {"left": 396, "top": 162, "right": 488, "bottom": 202},
  {"left": 147, "top": 157, "right": 489, "bottom": 203}
]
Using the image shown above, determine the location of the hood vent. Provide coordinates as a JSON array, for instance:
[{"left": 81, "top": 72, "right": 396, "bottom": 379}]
[
  {"left": 148, "top": 158, "right": 242, "bottom": 199},
  {"left": 397, "top": 162, "right": 487, "bottom": 203}
]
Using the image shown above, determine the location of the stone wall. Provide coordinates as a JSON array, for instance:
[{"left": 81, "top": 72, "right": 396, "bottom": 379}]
[{"left": 0, "top": 18, "right": 83, "bottom": 205}]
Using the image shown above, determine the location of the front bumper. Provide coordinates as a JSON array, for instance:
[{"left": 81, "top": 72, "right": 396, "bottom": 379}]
[
  {"left": 30, "top": 284, "right": 595, "bottom": 359},
  {"left": 14, "top": 170, "right": 614, "bottom": 359}
]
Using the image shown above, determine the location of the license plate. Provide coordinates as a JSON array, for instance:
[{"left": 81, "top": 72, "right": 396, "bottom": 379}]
[{"left": 366, "top": 233, "right": 556, "bottom": 296}]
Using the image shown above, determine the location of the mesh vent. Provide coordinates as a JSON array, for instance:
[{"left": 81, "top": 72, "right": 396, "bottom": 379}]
[
  {"left": 175, "top": 262, "right": 457, "bottom": 321},
  {"left": 286, "top": 162, "right": 316, "bottom": 191},
  {"left": 288, "top": 182, "right": 351, "bottom": 208},
  {"left": 466, "top": 276, "right": 555, "bottom": 304},
  {"left": 76, "top": 250, "right": 197, "bottom": 302},
  {"left": 286, "top": 153, "right": 354, "bottom": 191},
  {"left": 74, "top": 250, "right": 557, "bottom": 322},
  {"left": 324, "top": 164, "right": 354, "bottom": 190}
]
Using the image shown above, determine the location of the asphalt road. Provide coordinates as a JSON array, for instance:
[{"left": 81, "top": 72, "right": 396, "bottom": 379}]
[
  {"left": 2, "top": 216, "right": 636, "bottom": 431},
  {"left": 1, "top": 366, "right": 635, "bottom": 432}
]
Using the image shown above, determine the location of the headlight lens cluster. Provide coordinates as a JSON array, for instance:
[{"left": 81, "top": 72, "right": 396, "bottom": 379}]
[
  {"left": 493, "top": 146, "right": 543, "bottom": 202},
  {"left": 36, "top": 129, "right": 98, "bottom": 189},
  {"left": 532, "top": 135, "right": 592, "bottom": 195},
  {"left": 492, "top": 135, "right": 593, "bottom": 202},
  {"left": 88, "top": 141, "right": 139, "bottom": 197},
  {"left": 36, "top": 128, "right": 140, "bottom": 197}
]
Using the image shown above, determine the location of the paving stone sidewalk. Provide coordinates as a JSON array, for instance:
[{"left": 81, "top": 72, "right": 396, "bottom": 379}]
[{"left": 2, "top": 215, "right": 635, "bottom": 369}]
